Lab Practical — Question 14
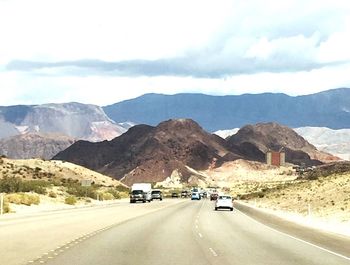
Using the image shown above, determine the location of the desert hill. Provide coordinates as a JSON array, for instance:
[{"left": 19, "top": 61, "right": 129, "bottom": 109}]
[
  {"left": 0, "top": 157, "right": 126, "bottom": 187},
  {"left": 53, "top": 119, "right": 333, "bottom": 185},
  {"left": 243, "top": 161, "right": 350, "bottom": 223},
  {"left": 294, "top": 127, "right": 350, "bottom": 160},
  {"left": 54, "top": 119, "right": 242, "bottom": 186},
  {"left": 0, "top": 133, "right": 75, "bottom": 160},
  {"left": 227, "top": 123, "right": 338, "bottom": 165},
  {"left": 0, "top": 102, "right": 126, "bottom": 142}
]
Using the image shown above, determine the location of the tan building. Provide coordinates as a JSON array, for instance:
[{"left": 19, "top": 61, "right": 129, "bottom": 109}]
[{"left": 266, "top": 148, "right": 285, "bottom": 166}]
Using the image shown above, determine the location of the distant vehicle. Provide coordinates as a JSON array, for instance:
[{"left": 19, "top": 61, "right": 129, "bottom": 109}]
[
  {"left": 191, "top": 187, "right": 200, "bottom": 194},
  {"left": 210, "top": 193, "right": 218, "bottom": 201},
  {"left": 215, "top": 195, "right": 233, "bottom": 211},
  {"left": 191, "top": 192, "right": 201, "bottom": 200},
  {"left": 130, "top": 183, "right": 152, "bottom": 203},
  {"left": 151, "top": 189, "right": 163, "bottom": 201},
  {"left": 130, "top": 190, "right": 145, "bottom": 203},
  {"left": 171, "top": 192, "right": 179, "bottom": 198},
  {"left": 181, "top": 190, "right": 189, "bottom": 198}
]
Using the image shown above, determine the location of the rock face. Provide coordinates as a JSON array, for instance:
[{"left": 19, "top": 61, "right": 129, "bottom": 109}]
[
  {"left": 53, "top": 120, "right": 335, "bottom": 185},
  {"left": 103, "top": 88, "right": 350, "bottom": 131},
  {"left": 0, "top": 133, "right": 75, "bottom": 160},
  {"left": 227, "top": 123, "right": 339, "bottom": 165},
  {"left": 294, "top": 127, "right": 350, "bottom": 160},
  {"left": 53, "top": 119, "right": 241, "bottom": 186},
  {"left": 0, "top": 102, "right": 126, "bottom": 142}
]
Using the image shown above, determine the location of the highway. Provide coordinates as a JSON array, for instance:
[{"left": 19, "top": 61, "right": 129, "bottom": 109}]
[{"left": 1, "top": 199, "right": 349, "bottom": 265}]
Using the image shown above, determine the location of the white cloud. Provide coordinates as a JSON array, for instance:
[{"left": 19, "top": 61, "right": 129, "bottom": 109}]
[
  {"left": 0, "top": 0, "right": 350, "bottom": 105},
  {"left": 0, "top": 0, "right": 231, "bottom": 63},
  {"left": 317, "top": 18, "right": 350, "bottom": 63},
  {"left": 2, "top": 63, "right": 350, "bottom": 106}
]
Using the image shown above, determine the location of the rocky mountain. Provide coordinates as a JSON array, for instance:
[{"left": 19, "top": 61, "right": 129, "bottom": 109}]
[
  {"left": 294, "top": 127, "right": 350, "bottom": 160},
  {"left": 0, "top": 102, "right": 126, "bottom": 142},
  {"left": 103, "top": 88, "right": 350, "bottom": 131},
  {"left": 53, "top": 119, "right": 333, "bottom": 185},
  {"left": 53, "top": 119, "right": 241, "bottom": 186},
  {"left": 215, "top": 126, "right": 350, "bottom": 161},
  {"left": 0, "top": 133, "right": 75, "bottom": 160},
  {"left": 227, "top": 123, "right": 339, "bottom": 165}
]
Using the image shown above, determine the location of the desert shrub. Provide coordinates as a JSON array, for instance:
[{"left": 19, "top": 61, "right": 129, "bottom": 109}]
[
  {"left": 66, "top": 185, "right": 98, "bottom": 199},
  {"left": 65, "top": 196, "right": 77, "bottom": 205},
  {"left": 0, "top": 177, "right": 49, "bottom": 194},
  {"left": 118, "top": 191, "right": 129, "bottom": 199},
  {"left": 106, "top": 188, "right": 121, "bottom": 199},
  {"left": 6, "top": 193, "right": 40, "bottom": 206},
  {"left": 5, "top": 194, "right": 21, "bottom": 204},
  {"left": 48, "top": 191, "right": 57, "bottom": 198},
  {"left": 100, "top": 192, "right": 115, "bottom": 200},
  {"left": 22, "top": 194, "right": 40, "bottom": 205},
  {"left": 20, "top": 180, "right": 48, "bottom": 194},
  {"left": 0, "top": 177, "right": 22, "bottom": 193},
  {"left": 115, "top": 185, "right": 129, "bottom": 192},
  {"left": 257, "top": 191, "right": 265, "bottom": 198}
]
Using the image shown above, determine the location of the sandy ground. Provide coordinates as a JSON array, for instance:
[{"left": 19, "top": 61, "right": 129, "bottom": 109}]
[
  {"left": 203, "top": 159, "right": 295, "bottom": 184},
  {"left": 198, "top": 159, "right": 350, "bottom": 237},
  {"left": 248, "top": 173, "right": 350, "bottom": 221},
  {"left": 239, "top": 200, "right": 350, "bottom": 238}
]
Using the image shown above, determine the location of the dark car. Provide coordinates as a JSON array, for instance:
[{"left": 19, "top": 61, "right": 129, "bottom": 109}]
[
  {"left": 171, "top": 192, "right": 179, "bottom": 198},
  {"left": 210, "top": 193, "right": 218, "bottom": 201},
  {"left": 181, "top": 190, "right": 189, "bottom": 198},
  {"left": 130, "top": 190, "right": 146, "bottom": 203},
  {"left": 151, "top": 190, "right": 163, "bottom": 201}
]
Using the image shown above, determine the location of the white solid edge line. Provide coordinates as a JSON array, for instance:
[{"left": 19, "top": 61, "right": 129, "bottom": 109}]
[{"left": 234, "top": 208, "right": 350, "bottom": 261}]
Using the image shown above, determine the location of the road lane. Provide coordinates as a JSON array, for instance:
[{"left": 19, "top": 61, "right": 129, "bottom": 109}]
[
  {"left": 234, "top": 201, "right": 350, "bottom": 258},
  {"left": 199, "top": 200, "right": 350, "bottom": 265},
  {"left": 33, "top": 199, "right": 212, "bottom": 265},
  {"left": 0, "top": 199, "right": 186, "bottom": 265},
  {"left": 27, "top": 198, "right": 350, "bottom": 265}
]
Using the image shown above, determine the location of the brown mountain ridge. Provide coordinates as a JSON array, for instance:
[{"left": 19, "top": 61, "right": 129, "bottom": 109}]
[
  {"left": 227, "top": 123, "right": 339, "bottom": 165},
  {"left": 53, "top": 119, "right": 336, "bottom": 185}
]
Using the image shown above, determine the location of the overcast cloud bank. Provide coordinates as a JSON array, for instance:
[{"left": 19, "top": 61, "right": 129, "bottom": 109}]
[{"left": 0, "top": 0, "right": 350, "bottom": 105}]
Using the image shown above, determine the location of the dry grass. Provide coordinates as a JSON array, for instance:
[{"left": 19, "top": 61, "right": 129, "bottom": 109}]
[
  {"left": 5, "top": 193, "right": 40, "bottom": 206},
  {"left": 245, "top": 173, "right": 350, "bottom": 222},
  {"left": 0, "top": 157, "right": 127, "bottom": 188},
  {"left": 201, "top": 159, "right": 349, "bottom": 223},
  {"left": 0, "top": 157, "right": 129, "bottom": 214}
]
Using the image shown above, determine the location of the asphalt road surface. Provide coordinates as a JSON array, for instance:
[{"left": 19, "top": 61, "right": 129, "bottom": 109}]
[{"left": 5, "top": 198, "right": 348, "bottom": 265}]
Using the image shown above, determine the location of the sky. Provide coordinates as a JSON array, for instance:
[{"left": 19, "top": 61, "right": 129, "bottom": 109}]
[{"left": 1, "top": 0, "right": 350, "bottom": 106}]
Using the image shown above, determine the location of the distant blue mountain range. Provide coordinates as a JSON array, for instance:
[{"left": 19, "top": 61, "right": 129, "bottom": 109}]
[{"left": 103, "top": 88, "right": 350, "bottom": 132}]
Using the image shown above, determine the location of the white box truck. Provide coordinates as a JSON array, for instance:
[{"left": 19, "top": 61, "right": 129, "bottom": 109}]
[{"left": 130, "top": 183, "right": 152, "bottom": 203}]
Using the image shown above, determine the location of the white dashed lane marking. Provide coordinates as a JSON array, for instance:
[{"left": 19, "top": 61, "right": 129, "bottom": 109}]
[{"left": 209, "top": 247, "right": 218, "bottom": 257}]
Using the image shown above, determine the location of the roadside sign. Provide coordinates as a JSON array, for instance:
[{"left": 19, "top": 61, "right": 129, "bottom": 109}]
[
  {"left": 0, "top": 193, "right": 4, "bottom": 215},
  {"left": 81, "top": 179, "right": 92, "bottom": 187}
]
